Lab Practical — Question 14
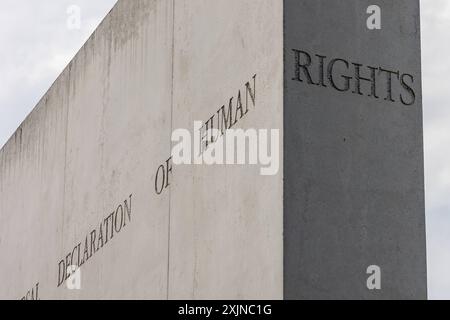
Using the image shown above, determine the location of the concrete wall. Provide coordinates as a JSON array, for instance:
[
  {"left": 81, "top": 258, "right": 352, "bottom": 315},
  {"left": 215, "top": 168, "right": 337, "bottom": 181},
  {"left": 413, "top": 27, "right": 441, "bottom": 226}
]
[
  {"left": 284, "top": 0, "right": 427, "bottom": 299},
  {"left": 0, "top": 0, "right": 283, "bottom": 299},
  {"left": 0, "top": 0, "right": 426, "bottom": 300},
  {"left": 169, "top": 0, "right": 283, "bottom": 299}
]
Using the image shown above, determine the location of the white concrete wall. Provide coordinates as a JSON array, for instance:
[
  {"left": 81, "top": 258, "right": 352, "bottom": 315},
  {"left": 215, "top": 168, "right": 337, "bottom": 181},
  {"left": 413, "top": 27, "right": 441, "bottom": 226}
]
[
  {"left": 0, "top": 0, "right": 283, "bottom": 300},
  {"left": 169, "top": 0, "right": 283, "bottom": 299}
]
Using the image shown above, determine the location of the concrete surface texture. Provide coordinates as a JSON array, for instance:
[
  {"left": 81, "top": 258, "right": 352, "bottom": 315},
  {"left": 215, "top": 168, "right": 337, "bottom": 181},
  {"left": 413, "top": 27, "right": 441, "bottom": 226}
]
[
  {"left": 0, "top": 0, "right": 425, "bottom": 300},
  {"left": 284, "top": 0, "right": 426, "bottom": 299},
  {"left": 0, "top": 0, "right": 283, "bottom": 300}
]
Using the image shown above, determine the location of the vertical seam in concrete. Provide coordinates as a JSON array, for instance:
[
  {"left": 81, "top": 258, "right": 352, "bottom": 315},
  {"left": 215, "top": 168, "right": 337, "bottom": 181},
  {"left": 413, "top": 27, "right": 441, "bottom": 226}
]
[
  {"left": 416, "top": 2, "right": 428, "bottom": 297},
  {"left": 282, "top": 0, "right": 286, "bottom": 300},
  {"left": 166, "top": 0, "right": 176, "bottom": 300},
  {"left": 61, "top": 74, "right": 71, "bottom": 267}
]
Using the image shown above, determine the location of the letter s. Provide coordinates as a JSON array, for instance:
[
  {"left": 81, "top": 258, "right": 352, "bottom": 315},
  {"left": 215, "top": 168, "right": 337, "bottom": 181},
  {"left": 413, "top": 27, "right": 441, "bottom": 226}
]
[{"left": 400, "top": 73, "right": 416, "bottom": 106}]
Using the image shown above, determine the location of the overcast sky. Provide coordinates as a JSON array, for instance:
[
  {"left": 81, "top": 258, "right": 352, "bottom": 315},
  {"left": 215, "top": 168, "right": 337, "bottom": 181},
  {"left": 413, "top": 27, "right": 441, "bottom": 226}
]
[
  {"left": 421, "top": 0, "right": 450, "bottom": 300},
  {"left": 0, "top": 0, "right": 448, "bottom": 299}
]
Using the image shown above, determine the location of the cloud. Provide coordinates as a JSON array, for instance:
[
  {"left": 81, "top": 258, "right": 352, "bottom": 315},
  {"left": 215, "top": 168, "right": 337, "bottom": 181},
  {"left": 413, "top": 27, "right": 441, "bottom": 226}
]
[
  {"left": 0, "top": 0, "right": 117, "bottom": 148},
  {"left": 421, "top": 0, "right": 450, "bottom": 299}
]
